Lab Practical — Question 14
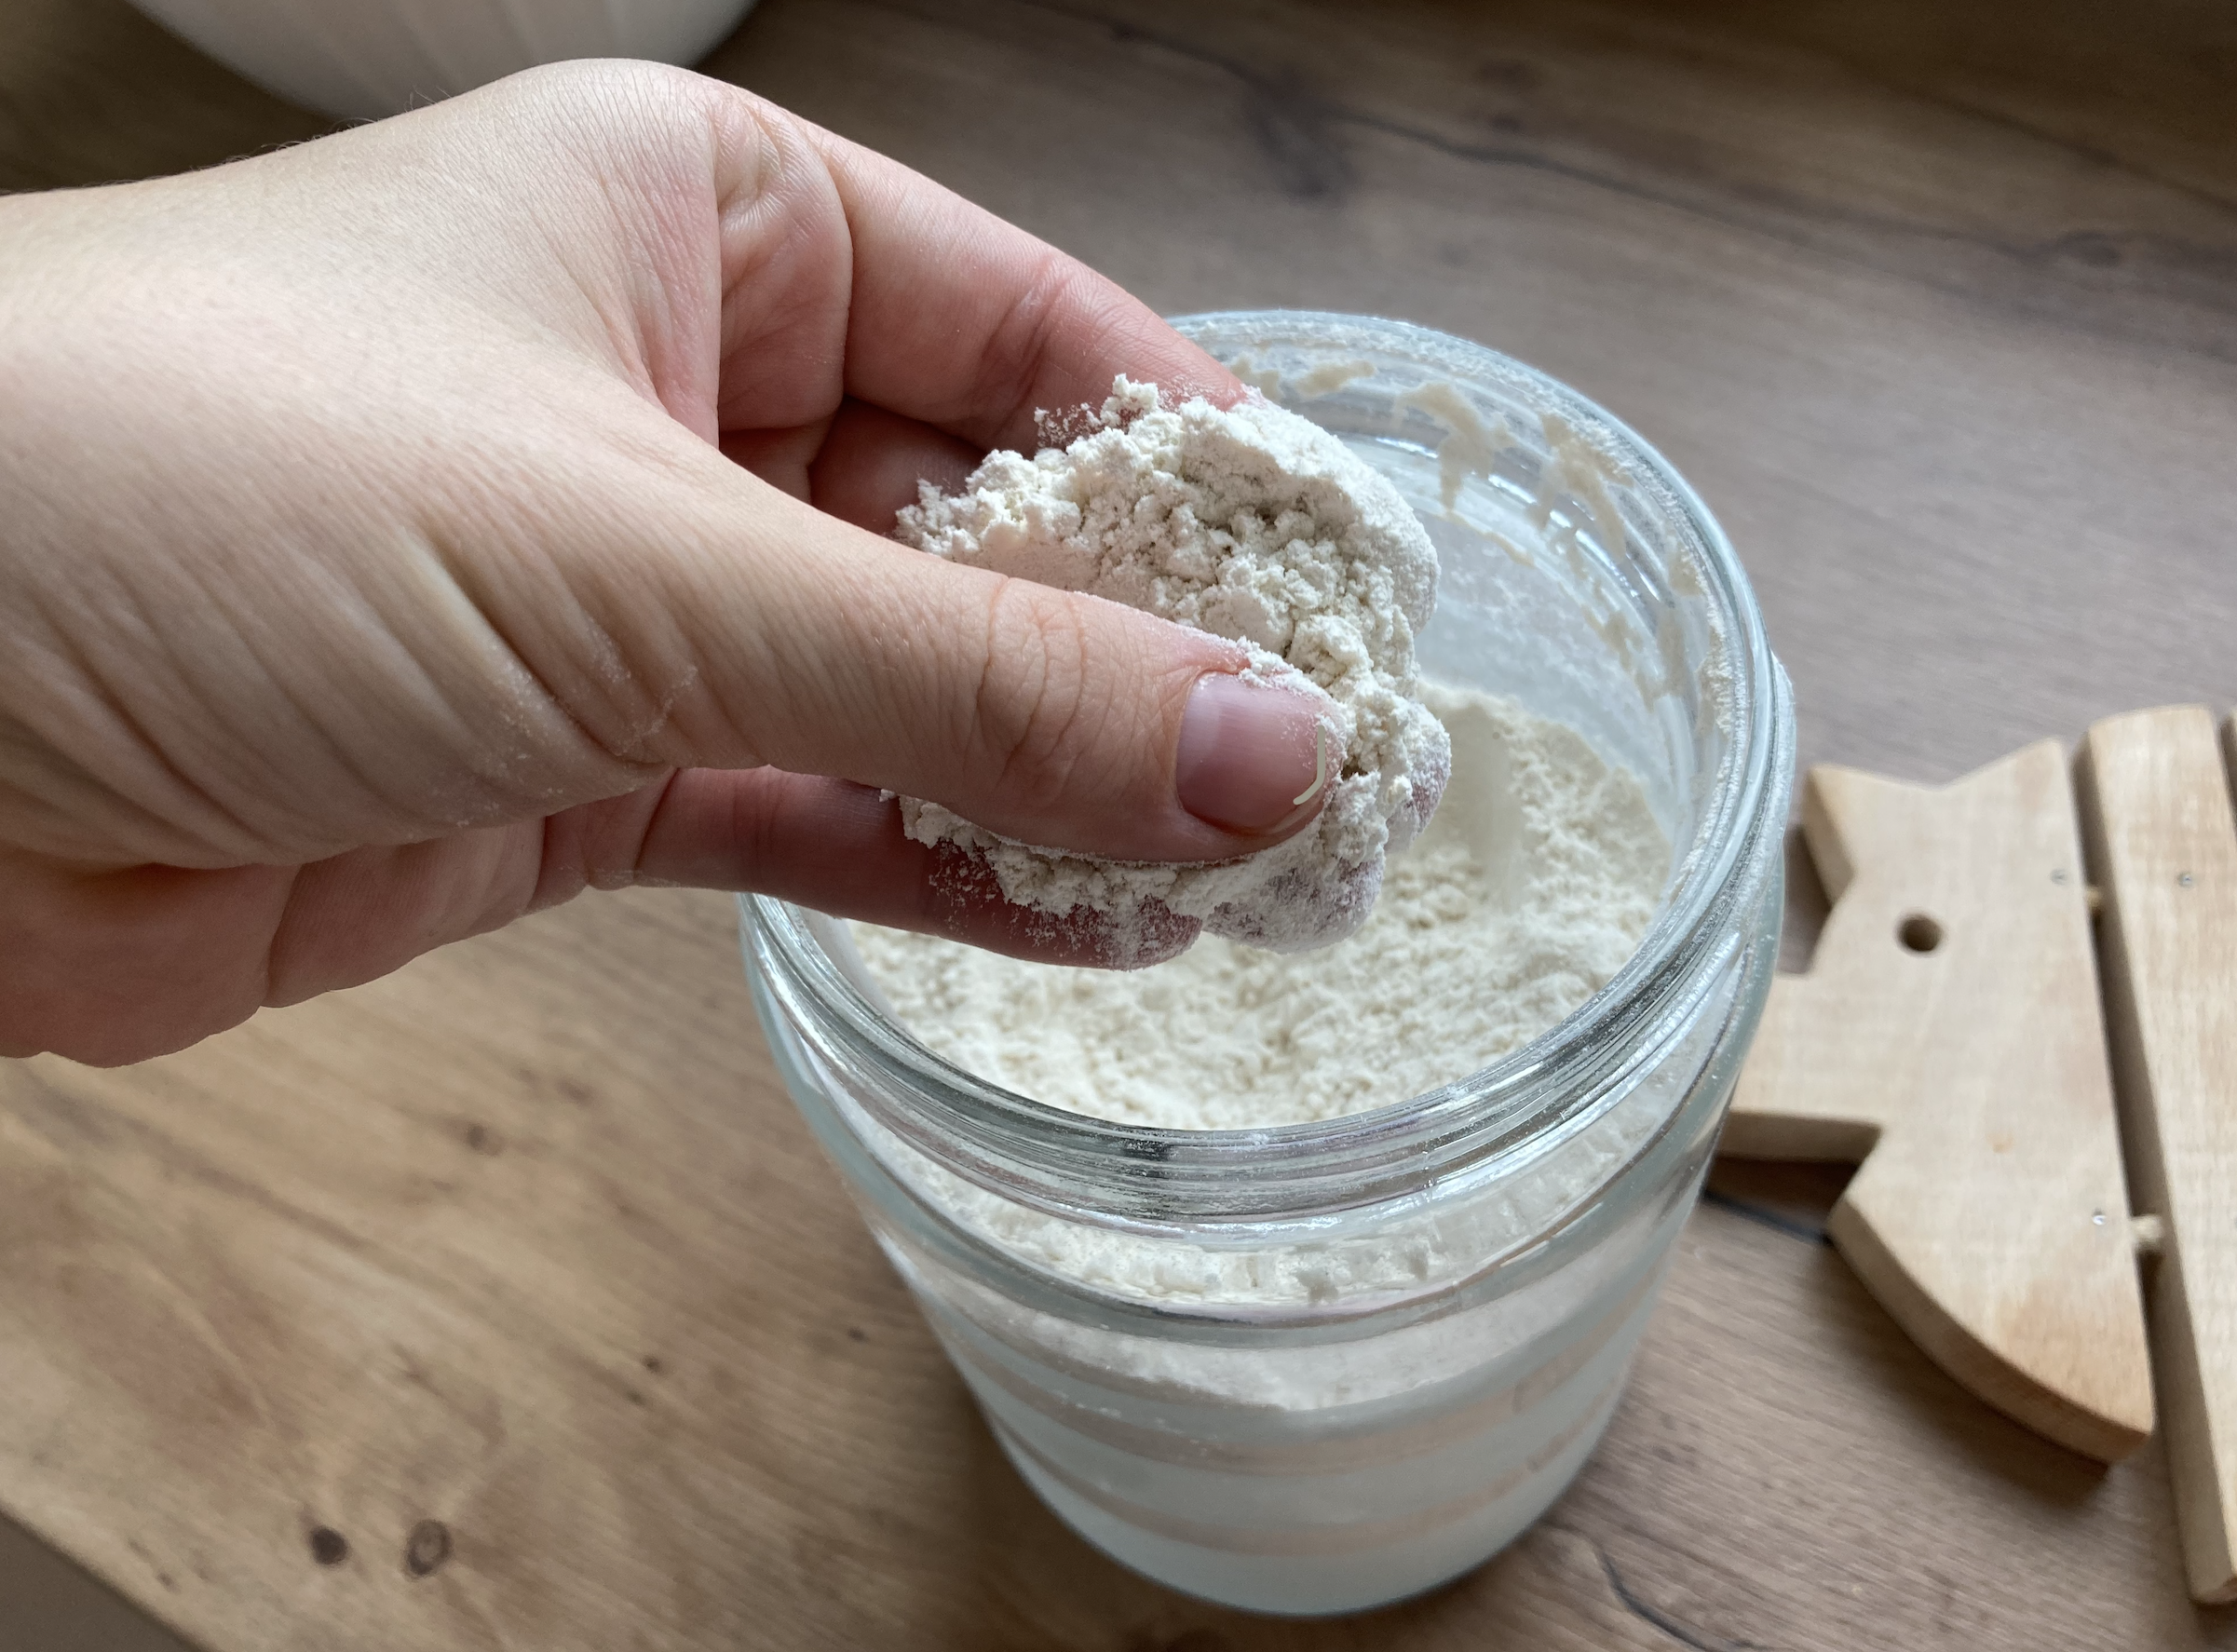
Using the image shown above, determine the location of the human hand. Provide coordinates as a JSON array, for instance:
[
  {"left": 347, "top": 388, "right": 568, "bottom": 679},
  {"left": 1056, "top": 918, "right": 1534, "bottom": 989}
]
[{"left": 0, "top": 61, "right": 1334, "bottom": 1065}]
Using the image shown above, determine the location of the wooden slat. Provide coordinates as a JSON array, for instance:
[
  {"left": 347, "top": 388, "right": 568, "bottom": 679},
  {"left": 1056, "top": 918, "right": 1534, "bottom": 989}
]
[
  {"left": 1725, "top": 743, "right": 2154, "bottom": 1461},
  {"left": 2077, "top": 707, "right": 2237, "bottom": 1604}
]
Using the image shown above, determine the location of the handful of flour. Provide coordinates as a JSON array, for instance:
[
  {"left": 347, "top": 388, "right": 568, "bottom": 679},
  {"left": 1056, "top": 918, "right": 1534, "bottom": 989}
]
[{"left": 893, "top": 378, "right": 1449, "bottom": 955}]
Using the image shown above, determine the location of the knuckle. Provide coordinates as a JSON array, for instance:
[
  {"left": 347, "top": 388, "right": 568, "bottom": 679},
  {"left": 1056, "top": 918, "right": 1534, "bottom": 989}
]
[
  {"left": 970, "top": 579, "right": 1101, "bottom": 811},
  {"left": 972, "top": 254, "right": 1116, "bottom": 433}
]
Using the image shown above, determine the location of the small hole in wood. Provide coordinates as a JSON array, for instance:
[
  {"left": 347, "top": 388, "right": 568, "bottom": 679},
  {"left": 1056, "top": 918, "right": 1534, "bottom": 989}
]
[
  {"left": 308, "top": 1527, "right": 349, "bottom": 1566},
  {"left": 1897, "top": 914, "right": 1943, "bottom": 954},
  {"left": 404, "top": 1520, "right": 453, "bottom": 1579}
]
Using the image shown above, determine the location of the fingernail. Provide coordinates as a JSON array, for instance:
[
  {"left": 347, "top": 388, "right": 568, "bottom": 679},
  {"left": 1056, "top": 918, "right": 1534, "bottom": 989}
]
[{"left": 1175, "top": 673, "right": 1329, "bottom": 833}]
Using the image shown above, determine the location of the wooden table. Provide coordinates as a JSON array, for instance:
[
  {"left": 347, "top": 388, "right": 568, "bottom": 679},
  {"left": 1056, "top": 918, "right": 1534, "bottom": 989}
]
[{"left": 4, "top": 1, "right": 2235, "bottom": 1646}]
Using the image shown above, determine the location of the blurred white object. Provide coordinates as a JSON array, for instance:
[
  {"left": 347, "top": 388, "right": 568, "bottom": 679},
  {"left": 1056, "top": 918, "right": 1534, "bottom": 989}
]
[{"left": 129, "top": 0, "right": 759, "bottom": 123}]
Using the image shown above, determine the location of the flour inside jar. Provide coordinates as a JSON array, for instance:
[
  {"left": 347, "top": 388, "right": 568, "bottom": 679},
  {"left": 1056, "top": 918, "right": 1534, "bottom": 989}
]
[{"left": 852, "top": 682, "right": 1667, "bottom": 1130}]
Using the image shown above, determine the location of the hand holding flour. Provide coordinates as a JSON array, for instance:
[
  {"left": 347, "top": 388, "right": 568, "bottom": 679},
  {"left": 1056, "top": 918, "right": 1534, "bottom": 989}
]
[{"left": 0, "top": 62, "right": 1340, "bottom": 1065}]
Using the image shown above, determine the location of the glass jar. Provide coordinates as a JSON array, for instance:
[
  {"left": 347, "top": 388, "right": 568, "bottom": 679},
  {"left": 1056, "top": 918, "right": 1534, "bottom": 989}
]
[{"left": 740, "top": 312, "right": 1795, "bottom": 1616}]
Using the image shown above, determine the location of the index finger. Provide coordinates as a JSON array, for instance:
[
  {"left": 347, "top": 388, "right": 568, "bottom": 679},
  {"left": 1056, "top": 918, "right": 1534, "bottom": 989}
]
[{"left": 797, "top": 121, "right": 1244, "bottom": 449}]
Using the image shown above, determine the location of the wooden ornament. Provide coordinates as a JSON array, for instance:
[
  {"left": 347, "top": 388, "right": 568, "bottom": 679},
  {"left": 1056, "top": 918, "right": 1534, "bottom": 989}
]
[{"left": 1723, "top": 740, "right": 2155, "bottom": 1464}]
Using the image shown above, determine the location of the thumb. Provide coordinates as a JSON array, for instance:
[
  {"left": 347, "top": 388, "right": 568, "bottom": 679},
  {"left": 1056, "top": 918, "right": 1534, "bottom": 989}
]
[{"left": 568, "top": 455, "right": 1332, "bottom": 864}]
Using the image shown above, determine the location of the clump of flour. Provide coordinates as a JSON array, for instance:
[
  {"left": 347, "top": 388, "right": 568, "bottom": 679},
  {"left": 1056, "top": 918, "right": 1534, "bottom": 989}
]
[
  {"left": 892, "top": 377, "right": 1451, "bottom": 955},
  {"left": 852, "top": 684, "right": 1669, "bottom": 1131}
]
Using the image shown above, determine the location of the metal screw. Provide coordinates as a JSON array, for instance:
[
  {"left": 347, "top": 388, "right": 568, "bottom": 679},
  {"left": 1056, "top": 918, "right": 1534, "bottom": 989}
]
[
  {"left": 2092, "top": 1211, "right": 2107, "bottom": 1225},
  {"left": 2178, "top": 872, "right": 2195, "bottom": 887},
  {"left": 2051, "top": 868, "right": 2068, "bottom": 884}
]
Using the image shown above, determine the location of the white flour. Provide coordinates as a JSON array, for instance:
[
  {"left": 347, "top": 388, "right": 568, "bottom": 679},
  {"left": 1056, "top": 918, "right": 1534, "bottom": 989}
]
[
  {"left": 853, "top": 683, "right": 1668, "bottom": 1132},
  {"left": 892, "top": 378, "right": 1450, "bottom": 955}
]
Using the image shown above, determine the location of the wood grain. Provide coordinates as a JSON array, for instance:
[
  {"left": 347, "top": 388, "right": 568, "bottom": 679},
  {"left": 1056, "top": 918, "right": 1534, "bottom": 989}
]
[
  {"left": 3, "top": 0, "right": 2237, "bottom": 1646},
  {"left": 2077, "top": 707, "right": 2237, "bottom": 1603},
  {"left": 1724, "top": 744, "right": 2153, "bottom": 1462}
]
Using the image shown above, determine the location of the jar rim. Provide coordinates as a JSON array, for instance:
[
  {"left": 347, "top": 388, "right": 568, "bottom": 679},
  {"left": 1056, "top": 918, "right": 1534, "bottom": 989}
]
[{"left": 744, "top": 311, "right": 1793, "bottom": 1223}]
